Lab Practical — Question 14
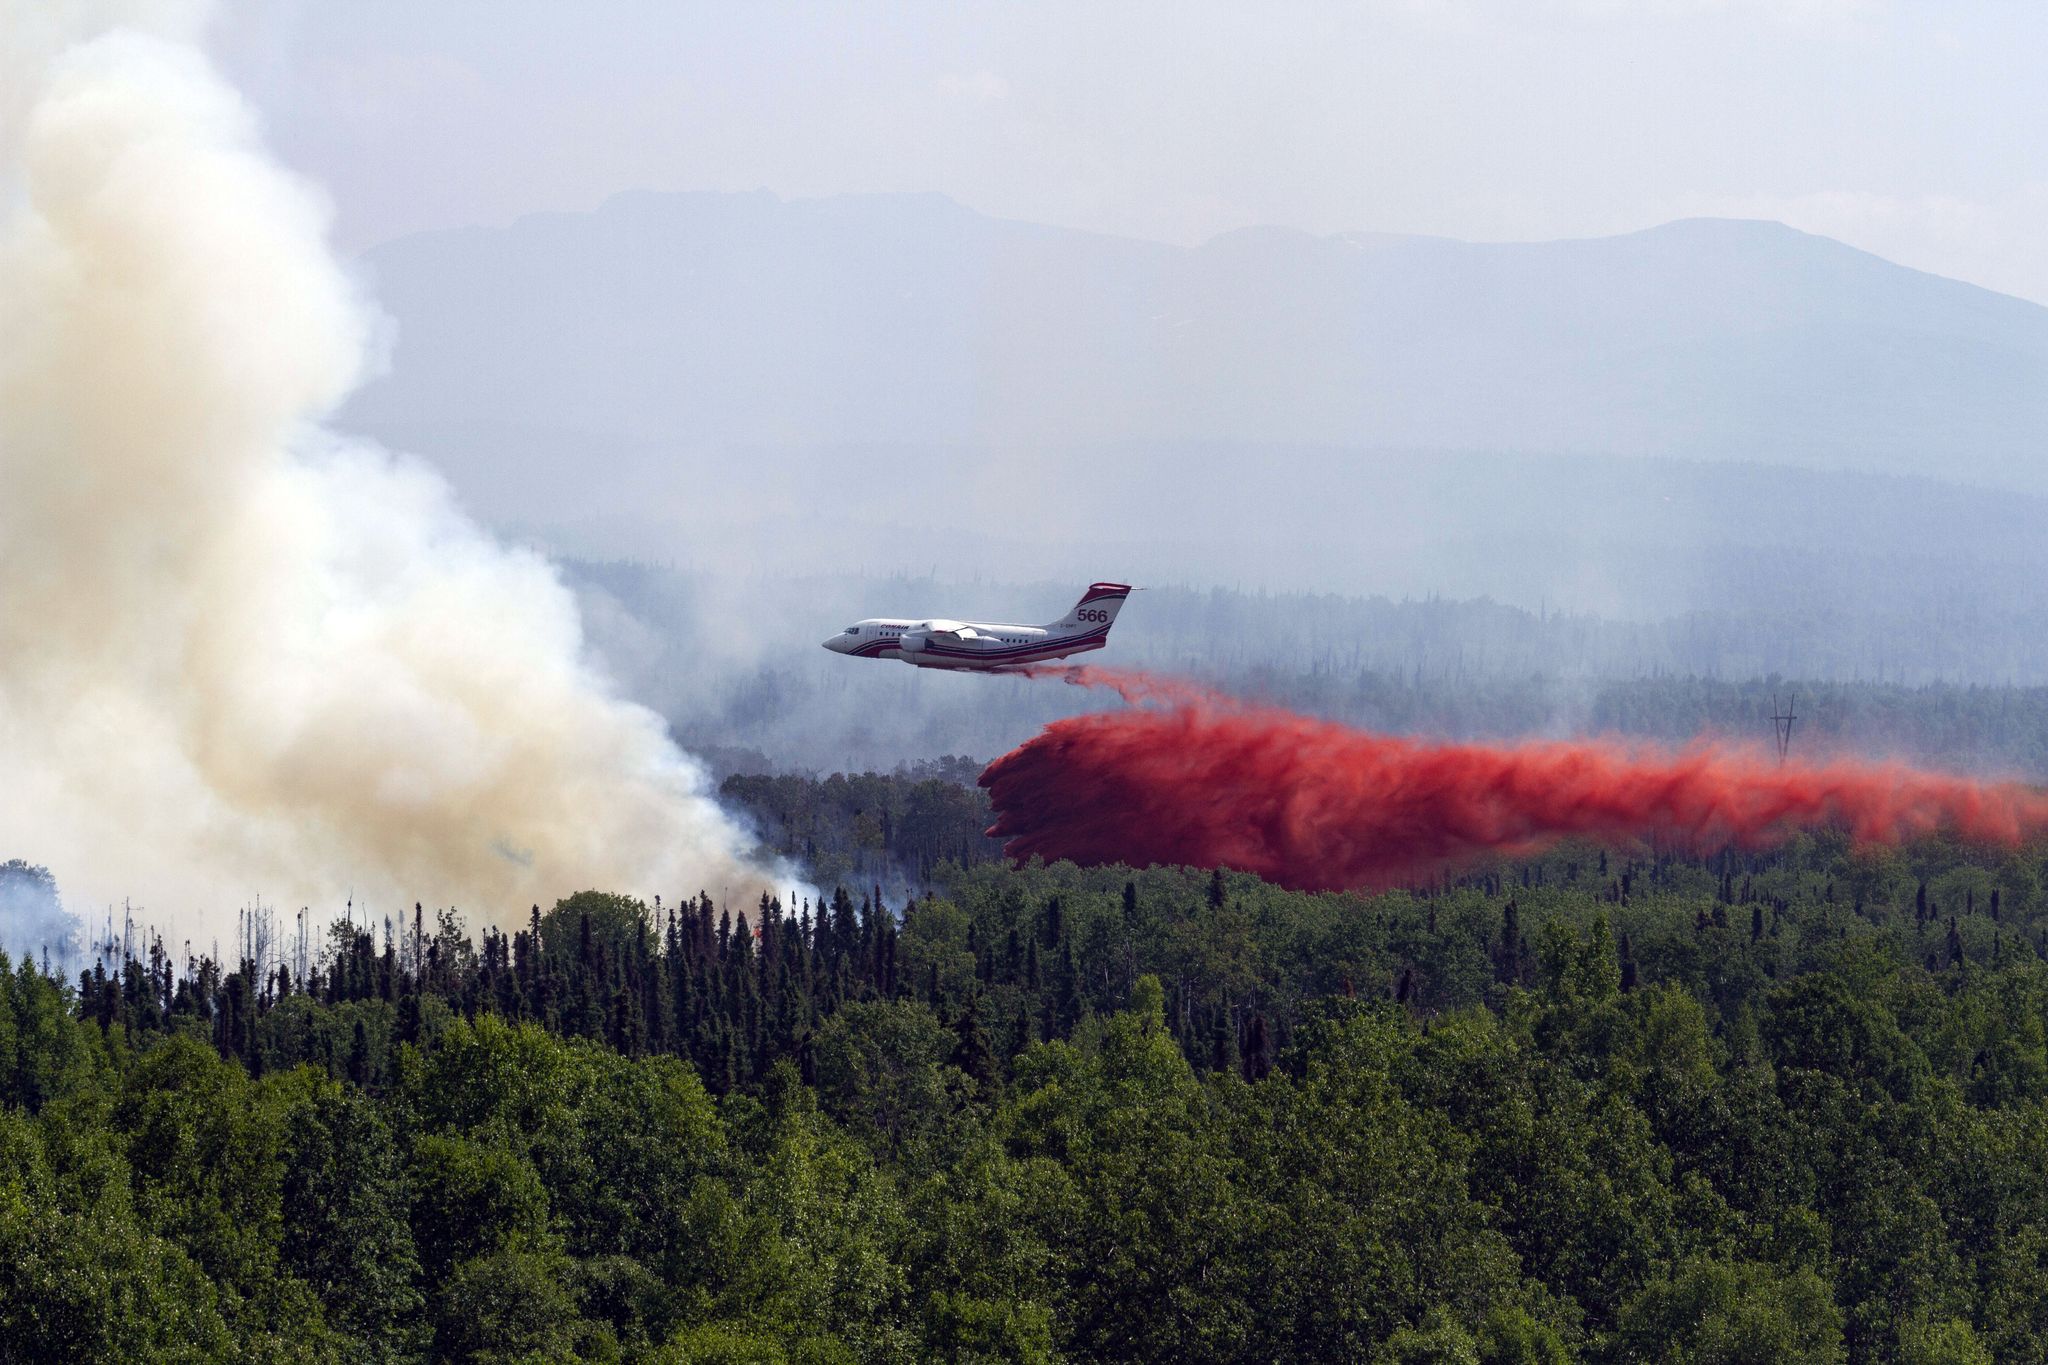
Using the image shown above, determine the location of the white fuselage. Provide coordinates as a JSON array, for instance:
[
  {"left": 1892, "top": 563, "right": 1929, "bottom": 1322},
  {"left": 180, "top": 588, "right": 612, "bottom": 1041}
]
[
  {"left": 823, "top": 618, "right": 1082, "bottom": 670},
  {"left": 823, "top": 583, "right": 1132, "bottom": 670}
]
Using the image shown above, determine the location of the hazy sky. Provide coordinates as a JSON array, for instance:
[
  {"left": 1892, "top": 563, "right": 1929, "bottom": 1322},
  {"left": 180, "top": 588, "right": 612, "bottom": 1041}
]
[{"left": 213, "top": 2, "right": 2048, "bottom": 304}]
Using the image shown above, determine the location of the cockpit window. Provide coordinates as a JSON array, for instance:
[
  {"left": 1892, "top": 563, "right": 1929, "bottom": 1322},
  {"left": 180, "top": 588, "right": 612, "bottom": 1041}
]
[{"left": 843, "top": 626, "right": 861, "bottom": 635}]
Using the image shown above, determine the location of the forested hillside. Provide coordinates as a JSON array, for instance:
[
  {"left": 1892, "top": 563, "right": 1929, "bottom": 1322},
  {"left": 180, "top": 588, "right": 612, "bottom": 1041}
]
[
  {"left": 562, "top": 565, "right": 2048, "bottom": 778},
  {"left": 8, "top": 783, "right": 2048, "bottom": 1361},
  {"left": 686, "top": 650, "right": 2048, "bottom": 784}
]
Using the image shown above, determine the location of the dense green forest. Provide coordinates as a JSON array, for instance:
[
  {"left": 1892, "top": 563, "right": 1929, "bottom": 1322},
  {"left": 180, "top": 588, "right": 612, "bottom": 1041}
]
[{"left": 9, "top": 774, "right": 2048, "bottom": 1361}]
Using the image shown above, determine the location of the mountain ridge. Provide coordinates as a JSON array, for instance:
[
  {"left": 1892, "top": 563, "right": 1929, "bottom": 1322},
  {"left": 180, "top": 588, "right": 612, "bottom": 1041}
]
[{"left": 343, "top": 188, "right": 2048, "bottom": 490}]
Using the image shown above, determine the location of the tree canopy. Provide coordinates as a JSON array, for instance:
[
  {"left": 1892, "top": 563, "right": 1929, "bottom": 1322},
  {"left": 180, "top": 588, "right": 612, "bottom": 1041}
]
[{"left": 9, "top": 781, "right": 2048, "bottom": 1361}]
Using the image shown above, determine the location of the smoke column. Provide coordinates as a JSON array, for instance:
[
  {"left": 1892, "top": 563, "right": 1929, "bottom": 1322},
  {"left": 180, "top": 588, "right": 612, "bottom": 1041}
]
[
  {"left": 983, "top": 669, "right": 2048, "bottom": 890},
  {"left": 0, "top": 5, "right": 780, "bottom": 939}
]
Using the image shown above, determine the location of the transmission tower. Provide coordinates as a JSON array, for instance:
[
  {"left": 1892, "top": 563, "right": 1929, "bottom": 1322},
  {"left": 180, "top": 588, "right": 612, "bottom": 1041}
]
[{"left": 1770, "top": 692, "right": 1798, "bottom": 765}]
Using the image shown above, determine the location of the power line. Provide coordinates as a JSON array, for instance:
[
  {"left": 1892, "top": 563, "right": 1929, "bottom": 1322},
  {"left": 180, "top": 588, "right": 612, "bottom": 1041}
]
[{"left": 1770, "top": 692, "right": 1798, "bottom": 766}]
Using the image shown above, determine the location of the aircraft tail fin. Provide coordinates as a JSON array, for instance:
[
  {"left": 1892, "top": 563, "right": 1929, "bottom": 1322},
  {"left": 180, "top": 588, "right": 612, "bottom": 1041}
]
[{"left": 1050, "top": 583, "right": 1134, "bottom": 636}]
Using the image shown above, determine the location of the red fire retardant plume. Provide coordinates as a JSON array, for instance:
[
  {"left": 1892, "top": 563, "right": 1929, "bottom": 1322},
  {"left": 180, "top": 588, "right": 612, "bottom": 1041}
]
[{"left": 980, "top": 669, "right": 2048, "bottom": 891}]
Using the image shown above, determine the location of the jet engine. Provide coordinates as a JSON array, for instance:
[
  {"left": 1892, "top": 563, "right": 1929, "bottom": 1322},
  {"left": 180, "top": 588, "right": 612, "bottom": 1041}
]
[{"left": 899, "top": 621, "right": 984, "bottom": 667}]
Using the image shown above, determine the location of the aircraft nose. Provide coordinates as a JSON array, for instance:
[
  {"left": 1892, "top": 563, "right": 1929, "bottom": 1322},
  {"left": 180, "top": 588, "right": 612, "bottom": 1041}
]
[{"left": 822, "top": 634, "right": 848, "bottom": 653}]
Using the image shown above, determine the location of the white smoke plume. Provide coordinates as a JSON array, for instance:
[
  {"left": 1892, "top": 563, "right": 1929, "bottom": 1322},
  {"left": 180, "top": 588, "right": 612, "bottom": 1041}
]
[{"left": 0, "top": 4, "right": 783, "bottom": 941}]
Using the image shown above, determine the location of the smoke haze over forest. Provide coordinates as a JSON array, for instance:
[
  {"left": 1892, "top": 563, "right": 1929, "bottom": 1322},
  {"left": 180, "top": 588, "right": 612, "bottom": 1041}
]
[
  {"left": 322, "top": 187, "right": 2048, "bottom": 787},
  {"left": 0, "top": 5, "right": 782, "bottom": 953},
  {"left": 6, "top": 2, "right": 2048, "bottom": 955}
]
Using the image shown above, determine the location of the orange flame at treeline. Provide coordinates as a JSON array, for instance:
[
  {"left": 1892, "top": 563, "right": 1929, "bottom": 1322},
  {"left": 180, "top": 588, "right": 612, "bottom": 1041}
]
[{"left": 980, "top": 667, "right": 2048, "bottom": 892}]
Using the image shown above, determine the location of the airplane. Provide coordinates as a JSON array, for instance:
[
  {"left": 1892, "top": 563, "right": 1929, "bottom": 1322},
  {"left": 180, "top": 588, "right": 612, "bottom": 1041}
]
[{"left": 823, "top": 582, "right": 1134, "bottom": 670}]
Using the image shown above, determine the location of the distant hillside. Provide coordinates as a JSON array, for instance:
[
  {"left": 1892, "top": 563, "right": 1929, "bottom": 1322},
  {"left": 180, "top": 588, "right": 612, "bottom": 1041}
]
[
  {"left": 564, "top": 565, "right": 2048, "bottom": 777},
  {"left": 346, "top": 191, "right": 2048, "bottom": 488}
]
